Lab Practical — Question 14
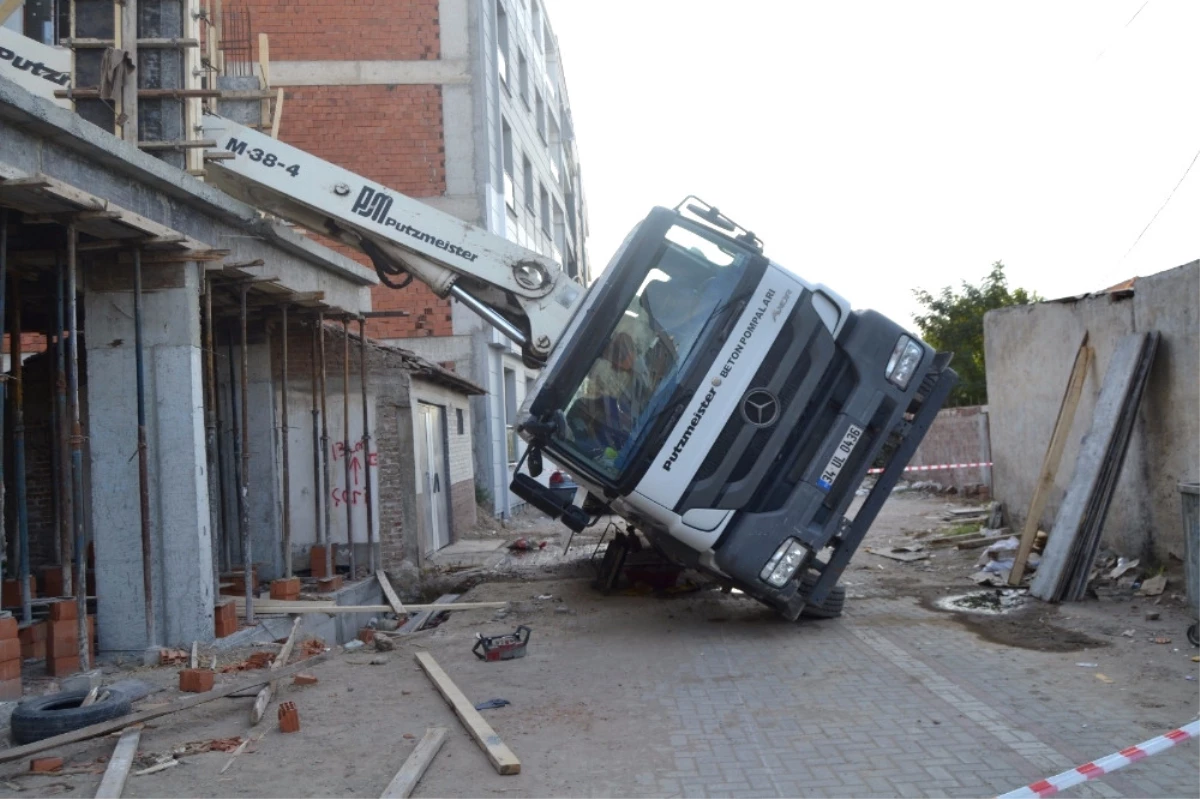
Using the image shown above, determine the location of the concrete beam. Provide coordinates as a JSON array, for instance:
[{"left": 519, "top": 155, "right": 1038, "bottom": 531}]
[{"left": 270, "top": 60, "right": 470, "bottom": 87}]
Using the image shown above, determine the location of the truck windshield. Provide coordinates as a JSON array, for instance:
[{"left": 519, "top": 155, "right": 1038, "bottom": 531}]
[{"left": 555, "top": 224, "right": 749, "bottom": 481}]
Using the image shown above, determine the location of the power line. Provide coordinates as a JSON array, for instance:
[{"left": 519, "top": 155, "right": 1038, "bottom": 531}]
[
  {"left": 1121, "top": 145, "right": 1200, "bottom": 263},
  {"left": 1096, "top": 0, "right": 1151, "bottom": 61}
]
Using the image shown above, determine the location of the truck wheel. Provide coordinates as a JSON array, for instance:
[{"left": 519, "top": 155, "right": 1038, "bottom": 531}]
[
  {"left": 9, "top": 689, "right": 133, "bottom": 744},
  {"left": 798, "top": 573, "right": 845, "bottom": 619}
]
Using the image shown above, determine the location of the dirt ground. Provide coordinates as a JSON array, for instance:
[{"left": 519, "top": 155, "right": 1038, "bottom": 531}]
[{"left": 0, "top": 490, "right": 1195, "bottom": 797}]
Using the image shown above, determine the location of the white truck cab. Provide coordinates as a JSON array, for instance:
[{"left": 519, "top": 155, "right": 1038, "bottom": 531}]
[{"left": 199, "top": 114, "right": 957, "bottom": 621}]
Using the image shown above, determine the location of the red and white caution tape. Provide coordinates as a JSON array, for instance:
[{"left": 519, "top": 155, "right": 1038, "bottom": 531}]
[
  {"left": 867, "top": 461, "right": 993, "bottom": 475},
  {"left": 998, "top": 719, "right": 1200, "bottom": 798}
]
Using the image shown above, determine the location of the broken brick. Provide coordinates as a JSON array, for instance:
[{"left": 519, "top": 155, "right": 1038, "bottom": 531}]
[
  {"left": 292, "top": 673, "right": 318, "bottom": 686},
  {"left": 278, "top": 701, "right": 300, "bottom": 733},
  {"left": 270, "top": 577, "right": 301, "bottom": 601},
  {"left": 179, "top": 668, "right": 215, "bottom": 693},
  {"left": 316, "top": 575, "right": 343, "bottom": 593},
  {"left": 49, "top": 600, "right": 77, "bottom": 622},
  {"left": 30, "top": 757, "right": 62, "bottom": 773}
]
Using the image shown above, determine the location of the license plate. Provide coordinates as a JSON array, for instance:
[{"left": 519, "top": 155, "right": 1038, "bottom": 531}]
[{"left": 816, "top": 424, "right": 863, "bottom": 491}]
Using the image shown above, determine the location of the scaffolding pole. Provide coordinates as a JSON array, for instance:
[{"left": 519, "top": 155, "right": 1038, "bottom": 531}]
[
  {"left": 132, "top": 249, "right": 157, "bottom": 645},
  {"left": 317, "top": 313, "right": 332, "bottom": 578},
  {"left": 67, "top": 224, "right": 90, "bottom": 670},
  {"left": 238, "top": 284, "right": 252, "bottom": 623},
  {"left": 203, "top": 278, "right": 222, "bottom": 597},
  {"left": 0, "top": 209, "right": 7, "bottom": 585},
  {"left": 358, "top": 317, "right": 375, "bottom": 573},
  {"left": 12, "top": 281, "right": 31, "bottom": 624},
  {"left": 309, "top": 320, "right": 321, "bottom": 575},
  {"left": 55, "top": 255, "right": 73, "bottom": 593},
  {"left": 279, "top": 304, "right": 292, "bottom": 577},
  {"left": 341, "top": 317, "right": 355, "bottom": 579}
]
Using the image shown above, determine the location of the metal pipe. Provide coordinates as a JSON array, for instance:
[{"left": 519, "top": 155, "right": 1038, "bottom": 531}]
[
  {"left": 0, "top": 208, "right": 8, "bottom": 581},
  {"left": 309, "top": 321, "right": 321, "bottom": 574},
  {"left": 49, "top": 325, "right": 62, "bottom": 569},
  {"left": 341, "top": 316, "right": 355, "bottom": 579},
  {"left": 67, "top": 225, "right": 89, "bottom": 669},
  {"left": 449, "top": 284, "right": 526, "bottom": 346},
  {"left": 12, "top": 280, "right": 31, "bottom": 624},
  {"left": 203, "top": 278, "right": 222, "bottom": 596},
  {"left": 358, "top": 317, "right": 375, "bottom": 573},
  {"left": 280, "top": 304, "right": 292, "bottom": 577},
  {"left": 317, "top": 313, "right": 332, "bottom": 578},
  {"left": 238, "top": 285, "right": 253, "bottom": 624},
  {"left": 133, "top": 249, "right": 156, "bottom": 645},
  {"left": 55, "top": 255, "right": 73, "bottom": 593}
]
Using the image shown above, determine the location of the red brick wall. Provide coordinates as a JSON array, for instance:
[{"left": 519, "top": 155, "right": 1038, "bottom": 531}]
[
  {"left": 240, "top": 0, "right": 453, "bottom": 341},
  {"left": 247, "top": 0, "right": 441, "bottom": 63}
]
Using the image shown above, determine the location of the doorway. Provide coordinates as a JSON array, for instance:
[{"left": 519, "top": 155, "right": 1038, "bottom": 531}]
[{"left": 417, "top": 402, "right": 451, "bottom": 553}]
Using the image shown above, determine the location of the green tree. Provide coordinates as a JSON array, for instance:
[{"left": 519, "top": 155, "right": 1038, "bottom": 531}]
[{"left": 912, "top": 262, "right": 1039, "bottom": 407}]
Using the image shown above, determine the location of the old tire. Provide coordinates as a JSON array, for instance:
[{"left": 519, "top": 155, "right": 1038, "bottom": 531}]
[
  {"left": 798, "top": 573, "right": 846, "bottom": 619},
  {"left": 10, "top": 689, "right": 132, "bottom": 744}
]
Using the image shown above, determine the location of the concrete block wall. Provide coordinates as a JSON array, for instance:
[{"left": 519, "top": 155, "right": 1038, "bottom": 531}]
[
  {"left": 906, "top": 405, "right": 992, "bottom": 491},
  {"left": 984, "top": 261, "right": 1199, "bottom": 565}
]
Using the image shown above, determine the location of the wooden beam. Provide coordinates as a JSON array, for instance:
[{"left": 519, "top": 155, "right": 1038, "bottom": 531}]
[
  {"left": 94, "top": 726, "right": 142, "bottom": 798},
  {"left": 270, "top": 87, "right": 285, "bottom": 139},
  {"left": 258, "top": 32, "right": 272, "bottom": 126},
  {"left": 414, "top": 652, "right": 520, "bottom": 775},
  {"left": 1009, "top": 334, "right": 1091, "bottom": 584},
  {"left": 380, "top": 727, "right": 448, "bottom": 799},
  {"left": 229, "top": 599, "right": 504, "bottom": 615},
  {"left": 398, "top": 594, "right": 459, "bottom": 634},
  {"left": 377, "top": 570, "right": 407, "bottom": 616},
  {"left": 0, "top": 650, "right": 332, "bottom": 763},
  {"left": 251, "top": 616, "right": 301, "bottom": 725}
]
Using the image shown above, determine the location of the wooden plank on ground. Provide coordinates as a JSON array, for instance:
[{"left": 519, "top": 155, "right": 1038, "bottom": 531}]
[
  {"left": 251, "top": 616, "right": 301, "bottom": 725},
  {"left": 1009, "top": 334, "right": 1091, "bottom": 584},
  {"left": 94, "top": 726, "right": 141, "bottom": 798},
  {"left": 414, "top": 651, "right": 520, "bottom": 775},
  {"left": 0, "top": 651, "right": 332, "bottom": 763},
  {"left": 230, "top": 599, "right": 501, "bottom": 616},
  {"left": 376, "top": 570, "right": 407, "bottom": 616},
  {"left": 398, "top": 594, "right": 459, "bottom": 634},
  {"left": 380, "top": 726, "right": 448, "bottom": 798}
]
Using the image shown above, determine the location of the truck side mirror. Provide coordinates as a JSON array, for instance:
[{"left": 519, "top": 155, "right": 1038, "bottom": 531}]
[{"left": 527, "top": 448, "right": 543, "bottom": 478}]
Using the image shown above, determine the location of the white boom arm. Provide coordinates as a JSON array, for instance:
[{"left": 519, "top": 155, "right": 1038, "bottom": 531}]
[{"left": 199, "top": 113, "right": 583, "bottom": 362}]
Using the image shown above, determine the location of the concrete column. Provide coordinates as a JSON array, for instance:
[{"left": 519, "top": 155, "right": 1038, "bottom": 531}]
[
  {"left": 246, "top": 341, "right": 283, "bottom": 581},
  {"left": 86, "top": 261, "right": 214, "bottom": 653}
]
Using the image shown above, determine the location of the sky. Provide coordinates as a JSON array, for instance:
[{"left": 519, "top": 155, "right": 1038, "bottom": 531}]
[{"left": 544, "top": 0, "right": 1199, "bottom": 326}]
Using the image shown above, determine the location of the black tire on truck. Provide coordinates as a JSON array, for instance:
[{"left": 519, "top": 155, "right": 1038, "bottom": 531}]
[
  {"left": 9, "top": 688, "right": 132, "bottom": 744},
  {"left": 798, "top": 572, "right": 846, "bottom": 619}
]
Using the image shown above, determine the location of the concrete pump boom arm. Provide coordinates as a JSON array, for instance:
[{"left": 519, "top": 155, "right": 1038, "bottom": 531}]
[{"left": 199, "top": 112, "right": 583, "bottom": 363}]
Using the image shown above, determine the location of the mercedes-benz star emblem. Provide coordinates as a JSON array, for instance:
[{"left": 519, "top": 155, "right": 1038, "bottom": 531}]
[{"left": 742, "top": 388, "right": 779, "bottom": 427}]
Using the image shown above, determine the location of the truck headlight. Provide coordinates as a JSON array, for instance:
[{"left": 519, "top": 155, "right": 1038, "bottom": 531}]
[
  {"left": 759, "top": 539, "right": 810, "bottom": 588},
  {"left": 885, "top": 336, "right": 923, "bottom": 390}
]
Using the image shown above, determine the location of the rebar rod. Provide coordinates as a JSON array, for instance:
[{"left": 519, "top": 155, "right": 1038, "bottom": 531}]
[
  {"left": 133, "top": 249, "right": 156, "bottom": 645},
  {"left": 358, "top": 317, "right": 375, "bottom": 573}
]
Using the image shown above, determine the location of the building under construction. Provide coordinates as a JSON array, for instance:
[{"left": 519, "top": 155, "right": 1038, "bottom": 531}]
[{"left": 0, "top": 0, "right": 484, "bottom": 693}]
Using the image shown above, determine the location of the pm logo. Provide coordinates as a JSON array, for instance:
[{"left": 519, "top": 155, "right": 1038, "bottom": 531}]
[
  {"left": 351, "top": 186, "right": 394, "bottom": 224},
  {"left": 741, "top": 388, "right": 779, "bottom": 428}
]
